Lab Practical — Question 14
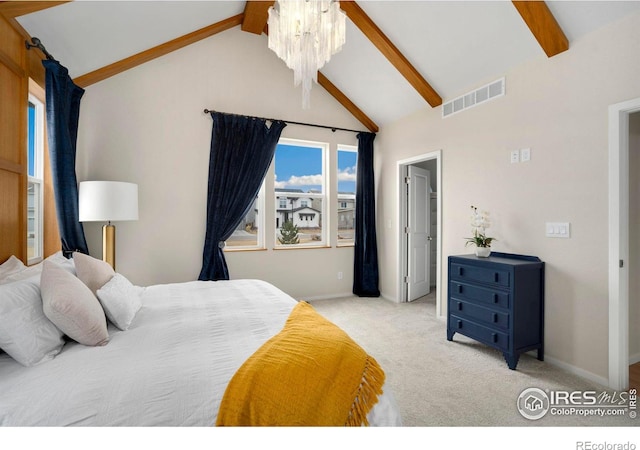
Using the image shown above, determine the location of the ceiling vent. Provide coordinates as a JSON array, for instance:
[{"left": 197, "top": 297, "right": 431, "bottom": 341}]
[{"left": 442, "top": 78, "right": 505, "bottom": 118}]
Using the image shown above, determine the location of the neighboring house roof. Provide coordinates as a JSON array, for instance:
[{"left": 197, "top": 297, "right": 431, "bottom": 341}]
[{"left": 291, "top": 207, "right": 321, "bottom": 214}]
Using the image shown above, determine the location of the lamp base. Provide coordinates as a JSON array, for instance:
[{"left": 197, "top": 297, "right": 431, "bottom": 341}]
[{"left": 102, "top": 224, "right": 115, "bottom": 270}]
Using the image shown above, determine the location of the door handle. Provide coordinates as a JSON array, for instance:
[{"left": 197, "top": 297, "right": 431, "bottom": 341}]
[{"left": 427, "top": 236, "right": 432, "bottom": 241}]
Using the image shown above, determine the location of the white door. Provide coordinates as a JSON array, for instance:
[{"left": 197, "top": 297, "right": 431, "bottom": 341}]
[{"left": 407, "top": 165, "right": 431, "bottom": 301}]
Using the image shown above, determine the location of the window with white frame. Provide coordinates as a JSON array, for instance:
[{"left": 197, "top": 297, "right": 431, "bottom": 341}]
[
  {"left": 224, "top": 139, "right": 356, "bottom": 251},
  {"left": 27, "top": 93, "right": 44, "bottom": 263},
  {"left": 337, "top": 145, "right": 357, "bottom": 246},
  {"left": 274, "top": 139, "right": 327, "bottom": 247}
]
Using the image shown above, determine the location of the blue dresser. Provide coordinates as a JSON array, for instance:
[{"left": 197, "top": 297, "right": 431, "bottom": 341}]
[{"left": 446, "top": 252, "right": 545, "bottom": 370}]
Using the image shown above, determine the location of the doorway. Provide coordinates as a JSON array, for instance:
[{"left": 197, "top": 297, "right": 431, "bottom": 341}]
[
  {"left": 608, "top": 98, "right": 640, "bottom": 390},
  {"left": 397, "top": 150, "right": 442, "bottom": 316}
]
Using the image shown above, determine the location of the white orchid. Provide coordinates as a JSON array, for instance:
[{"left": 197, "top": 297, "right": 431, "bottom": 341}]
[{"left": 466, "top": 206, "right": 495, "bottom": 248}]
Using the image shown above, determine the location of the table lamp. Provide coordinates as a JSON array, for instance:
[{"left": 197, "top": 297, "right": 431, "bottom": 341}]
[{"left": 79, "top": 181, "right": 138, "bottom": 270}]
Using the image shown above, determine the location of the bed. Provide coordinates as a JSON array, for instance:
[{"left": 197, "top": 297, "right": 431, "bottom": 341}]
[{"left": 0, "top": 253, "right": 401, "bottom": 426}]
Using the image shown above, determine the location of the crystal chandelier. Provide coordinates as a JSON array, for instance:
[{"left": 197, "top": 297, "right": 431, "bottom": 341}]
[{"left": 268, "top": 0, "right": 346, "bottom": 109}]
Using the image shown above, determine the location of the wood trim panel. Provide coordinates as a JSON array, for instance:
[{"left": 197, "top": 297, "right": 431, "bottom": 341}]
[
  {"left": 0, "top": 158, "right": 22, "bottom": 174},
  {"left": 512, "top": 1, "right": 569, "bottom": 58},
  {"left": 74, "top": 14, "right": 244, "bottom": 88},
  {"left": 242, "top": 1, "right": 273, "bottom": 35},
  {"left": 317, "top": 72, "right": 378, "bottom": 133},
  {"left": 0, "top": 47, "right": 23, "bottom": 76},
  {"left": 0, "top": 1, "right": 69, "bottom": 19},
  {"left": 340, "top": 1, "right": 442, "bottom": 107}
]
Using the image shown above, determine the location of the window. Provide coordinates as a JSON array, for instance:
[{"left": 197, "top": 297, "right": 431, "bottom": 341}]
[
  {"left": 224, "top": 183, "right": 264, "bottom": 249},
  {"left": 337, "top": 145, "right": 357, "bottom": 246},
  {"left": 223, "top": 138, "right": 353, "bottom": 251},
  {"left": 27, "top": 93, "right": 45, "bottom": 263},
  {"left": 274, "top": 140, "right": 327, "bottom": 247}
]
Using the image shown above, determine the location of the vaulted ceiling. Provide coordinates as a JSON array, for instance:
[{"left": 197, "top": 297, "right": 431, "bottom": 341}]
[{"left": 3, "top": 1, "right": 640, "bottom": 131}]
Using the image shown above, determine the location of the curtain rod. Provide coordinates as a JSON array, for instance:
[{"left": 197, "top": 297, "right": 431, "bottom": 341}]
[
  {"left": 25, "top": 37, "right": 56, "bottom": 61},
  {"left": 203, "top": 109, "right": 367, "bottom": 134}
]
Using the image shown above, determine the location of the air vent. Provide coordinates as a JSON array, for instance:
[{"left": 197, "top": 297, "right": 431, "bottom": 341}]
[{"left": 442, "top": 78, "right": 505, "bottom": 118}]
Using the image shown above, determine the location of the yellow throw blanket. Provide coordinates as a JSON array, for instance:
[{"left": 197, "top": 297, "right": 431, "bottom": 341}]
[{"left": 216, "top": 301, "right": 385, "bottom": 426}]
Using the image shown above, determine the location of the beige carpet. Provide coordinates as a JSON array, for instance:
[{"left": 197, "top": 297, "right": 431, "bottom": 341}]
[{"left": 309, "top": 294, "right": 637, "bottom": 428}]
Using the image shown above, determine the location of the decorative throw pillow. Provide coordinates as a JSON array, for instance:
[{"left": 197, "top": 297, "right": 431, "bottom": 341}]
[
  {"left": 73, "top": 252, "right": 115, "bottom": 296},
  {"left": 96, "top": 273, "right": 143, "bottom": 331},
  {"left": 0, "top": 277, "right": 65, "bottom": 366},
  {"left": 0, "top": 255, "right": 26, "bottom": 283},
  {"left": 40, "top": 261, "right": 109, "bottom": 347}
]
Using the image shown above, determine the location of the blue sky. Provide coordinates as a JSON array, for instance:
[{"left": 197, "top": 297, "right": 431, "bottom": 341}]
[{"left": 274, "top": 143, "right": 357, "bottom": 194}]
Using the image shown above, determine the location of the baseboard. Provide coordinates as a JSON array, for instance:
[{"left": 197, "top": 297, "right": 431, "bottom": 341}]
[
  {"left": 630, "top": 352, "right": 640, "bottom": 365},
  {"left": 381, "top": 292, "right": 401, "bottom": 303},
  {"left": 541, "top": 354, "right": 609, "bottom": 388},
  {"left": 304, "top": 292, "right": 355, "bottom": 302}
]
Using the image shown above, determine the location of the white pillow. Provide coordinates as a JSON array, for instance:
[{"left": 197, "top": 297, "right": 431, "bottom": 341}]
[
  {"left": 40, "top": 261, "right": 109, "bottom": 347},
  {"left": 0, "top": 255, "right": 26, "bottom": 282},
  {"left": 73, "top": 252, "right": 115, "bottom": 296},
  {"left": 45, "top": 251, "right": 77, "bottom": 276},
  {"left": 96, "top": 273, "right": 143, "bottom": 331},
  {"left": 0, "top": 277, "right": 65, "bottom": 366}
]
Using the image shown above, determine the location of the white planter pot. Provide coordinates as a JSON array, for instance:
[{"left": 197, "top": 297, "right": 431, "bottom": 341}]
[{"left": 475, "top": 247, "right": 491, "bottom": 258}]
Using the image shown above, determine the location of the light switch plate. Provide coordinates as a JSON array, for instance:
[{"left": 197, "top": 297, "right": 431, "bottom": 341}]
[{"left": 545, "top": 222, "right": 570, "bottom": 238}]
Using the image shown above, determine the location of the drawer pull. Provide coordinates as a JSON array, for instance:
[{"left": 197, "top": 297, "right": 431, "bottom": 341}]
[
  {"left": 492, "top": 333, "right": 498, "bottom": 343},
  {"left": 457, "top": 302, "right": 463, "bottom": 311},
  {"left": 494, "top": 272, "right": 499, "bottom": 282},
  {"left": 457, "top": 320, "right": 463, "bottom": 329},
  {"left": 492, "top": 313, "right": 498, "bottom": 323},
  {"left": 457, "top": 284, "right": 463, "bottom": 294},
  {"left": 458, "top": 267, "right": 464, "bottom": 276},
  {"left": 493, "top": 294, "right": 499, "bottom": 303}
]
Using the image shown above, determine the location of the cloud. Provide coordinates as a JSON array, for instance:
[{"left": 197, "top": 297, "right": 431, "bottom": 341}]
[
  {"left": 276, "top": 174, "right": 323, "bottom": 188},
  {"left": 338, "top": 166, "right": 357, "bottom": 182}
]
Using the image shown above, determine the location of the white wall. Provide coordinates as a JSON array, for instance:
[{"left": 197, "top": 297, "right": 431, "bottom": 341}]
[
  {"left": 76, "top": 27, "right": 363, "bottom": 299},
  {"left": 629, "top": 112, "right": 640, "bottom": 362},
  {"left": 375, "top": 12, "right": 640, "bottom": 381}
]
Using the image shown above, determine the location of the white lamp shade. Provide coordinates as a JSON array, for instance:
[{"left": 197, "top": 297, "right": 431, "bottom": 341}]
[{"left": 79, "top": 181, "right": 139, "bottom": 222}]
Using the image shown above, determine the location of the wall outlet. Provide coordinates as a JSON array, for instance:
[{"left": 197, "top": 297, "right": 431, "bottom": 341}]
[
  {"left": 510, "top": 150, "right": 520, "bottom": 163},
  {"left": 337, "top": 271, "right": 343, "bottom": 280},
  {"left": 520, "top": 148, "right": 531, "bottom": 162}
]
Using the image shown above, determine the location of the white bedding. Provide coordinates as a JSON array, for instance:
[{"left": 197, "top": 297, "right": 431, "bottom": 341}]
[{"left": 0, "top": 279, "right": 401, "bottom": 426}]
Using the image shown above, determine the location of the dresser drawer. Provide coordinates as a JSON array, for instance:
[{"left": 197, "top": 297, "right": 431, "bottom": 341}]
[
  {"left": 450, "top": 299, "right": 510, "bottom": 329},
  {"left": 450, "top": 314, "right": 510, "bottom": 351},
  {"left": 450, "top": 262, "right": 510, "bottom": 288},
  {"left": 449, "top": 281, "right": 510, "bottom": 309}
]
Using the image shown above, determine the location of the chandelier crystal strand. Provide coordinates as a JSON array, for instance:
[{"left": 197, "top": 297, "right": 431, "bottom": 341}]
[{"left": 268, "top": 0, "right": 346, "bottom": 109}]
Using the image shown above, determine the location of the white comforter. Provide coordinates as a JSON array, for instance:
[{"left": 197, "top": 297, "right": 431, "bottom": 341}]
[{"left": 0, "top": 279, "right": 401, "bottom": 426}]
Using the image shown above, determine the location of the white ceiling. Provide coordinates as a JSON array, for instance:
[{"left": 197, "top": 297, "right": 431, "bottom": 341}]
[{"left": 16, "top": 0, "right": 640, "bottom": 127}]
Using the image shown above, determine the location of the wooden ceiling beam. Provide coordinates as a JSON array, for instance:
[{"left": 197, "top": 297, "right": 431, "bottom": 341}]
[
  {"left": 74, "top": 14, "right": 243, "bottom": 88},
  {"left": 242, "top": 0, "right": 273, "bottom": 35},
  {"left": 317, "top": 72, "right": 378, "bottom": 133},
  {"left": 0, "top": 1, "right": 69, "bottom": 19},
  {"left": 340, "top": 0, "right": 441, "bottom": 108},
  {"left": 512, "top": 1, "right": 568, "bottom": 57}
]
